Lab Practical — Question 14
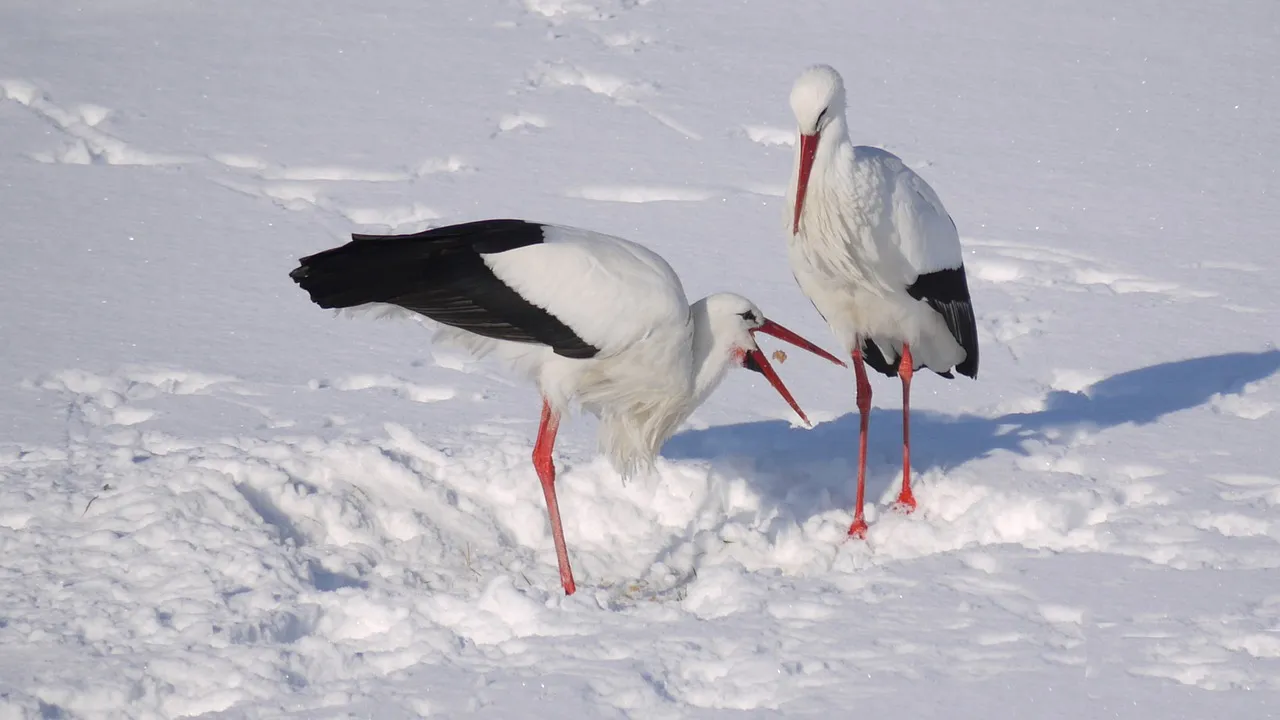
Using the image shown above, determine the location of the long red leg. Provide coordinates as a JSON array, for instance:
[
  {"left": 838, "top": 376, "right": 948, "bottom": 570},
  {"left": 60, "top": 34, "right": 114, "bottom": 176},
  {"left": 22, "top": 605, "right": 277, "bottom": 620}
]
[
  {"left": 896, "top": 344, "right": 917, "bottom": 512},
  {"left": 533, "top": 399, "right": 576, "bottom": 595},
  {"left": 848, "top": 349, "right": 872, "bottom": 538}
]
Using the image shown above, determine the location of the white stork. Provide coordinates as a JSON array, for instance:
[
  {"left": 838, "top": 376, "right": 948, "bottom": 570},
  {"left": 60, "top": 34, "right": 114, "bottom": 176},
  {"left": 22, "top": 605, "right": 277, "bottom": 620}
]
[
  {"left": 785, "top": 65, "right": 979, "bottom": 538},
  {"left": 290, "top": 219, "right": 844, "bottom": 594}
]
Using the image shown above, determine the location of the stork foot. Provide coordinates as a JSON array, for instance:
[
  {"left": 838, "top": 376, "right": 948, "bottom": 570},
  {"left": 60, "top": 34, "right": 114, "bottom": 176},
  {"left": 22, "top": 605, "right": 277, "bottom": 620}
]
[
  {"left": 847, "top": 515, "right": 868, "bottom": 539},
  {"left": 893, "top": 489, "right": 917, "bottom": 514}
]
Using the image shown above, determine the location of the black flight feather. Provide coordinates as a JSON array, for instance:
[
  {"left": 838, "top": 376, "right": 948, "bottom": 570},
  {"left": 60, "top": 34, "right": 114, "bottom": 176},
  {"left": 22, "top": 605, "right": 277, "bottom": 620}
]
[
  {"left": 859, "top": 265, "right": 979, "bottom": 379},
  {"left": 289, "top": 219, "right": 600, "bottom": 359}
]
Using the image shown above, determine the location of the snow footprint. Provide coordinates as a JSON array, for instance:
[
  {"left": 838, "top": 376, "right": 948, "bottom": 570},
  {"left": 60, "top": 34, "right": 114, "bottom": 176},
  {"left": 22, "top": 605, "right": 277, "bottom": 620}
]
[
  {"left": 27, "top": 367, "right": 239, "bottom": 429},
  {"left": 309, "top": 375, "right": 457, "bottom": 404},
  {"left": 565, "top": 185, "right": 719, "bottom": 203},
  {"left": 526, "top": 62, "right": 700, "bottom": 139},
  {"left": 209, "top": 153, "right": 465, "bottom": 228},
  {"left": 1, "top": 79, "right": 189, "bottom": 166},
  {"left": 965, "top": 238, "right": 1211, "bottom": 300},
  {"left": 494, "top": 112, "right": 548, "bottom": 136}
]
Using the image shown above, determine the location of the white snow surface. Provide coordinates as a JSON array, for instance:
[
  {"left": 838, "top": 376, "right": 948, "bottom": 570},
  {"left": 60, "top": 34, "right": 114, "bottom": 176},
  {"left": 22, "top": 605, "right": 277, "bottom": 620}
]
[{"left": 3, "top": 1, "right": 1280, "bottom": 717}]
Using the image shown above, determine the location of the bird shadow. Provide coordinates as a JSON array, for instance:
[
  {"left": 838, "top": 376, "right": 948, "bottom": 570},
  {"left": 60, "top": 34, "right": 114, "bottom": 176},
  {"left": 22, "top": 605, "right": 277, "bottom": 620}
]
[{"left": 664, "top": 349, "right": 1280, "bottom": 518}]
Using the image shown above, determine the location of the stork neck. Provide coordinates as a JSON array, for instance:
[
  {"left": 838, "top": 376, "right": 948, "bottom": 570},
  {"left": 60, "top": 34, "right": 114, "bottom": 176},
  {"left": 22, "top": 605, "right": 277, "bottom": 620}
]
[{"left": 688, "top": 298, "right": 739, "bottom": 406}]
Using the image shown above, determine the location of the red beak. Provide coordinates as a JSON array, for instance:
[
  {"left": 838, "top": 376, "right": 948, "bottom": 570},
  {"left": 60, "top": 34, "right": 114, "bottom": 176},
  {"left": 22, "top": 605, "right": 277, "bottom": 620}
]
[
  {"left": 755, "top": 319, "right": 846, "bottom": 367},
  {"left": 744, "top": 347, "right": 811, "bottom": 426},
  {"left": 792, "top": 132, "right": 819, "bottom": 235},
  {"left": 746, "top": 318, "right": 846, "bottom": 427}
]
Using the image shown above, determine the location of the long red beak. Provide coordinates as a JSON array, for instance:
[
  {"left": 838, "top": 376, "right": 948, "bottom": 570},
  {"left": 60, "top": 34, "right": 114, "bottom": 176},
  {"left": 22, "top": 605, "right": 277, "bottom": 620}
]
[
  {"left": 746, "top": 318, "right": 846, "bottom": 427},
  {"left": 792, "top": 132, "right": 819, "bottom": 235},
  {"left": 745, "top": 347, "right": 811, "bottom": 426},
  {"left": 755, "top": 319, "right": 846, "bottom": 367}
]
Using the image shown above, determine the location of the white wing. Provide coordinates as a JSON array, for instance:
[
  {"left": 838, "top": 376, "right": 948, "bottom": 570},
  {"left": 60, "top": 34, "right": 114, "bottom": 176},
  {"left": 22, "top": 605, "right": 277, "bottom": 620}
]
[
  {"left": 481, "top": 225, "right": 692, "bottom": 357},
  {"left": 854, "top": 146, "right": 964, "bottom": 278},
  {"left": 892, "top": 168, "right": 963, "bottom": 275}
]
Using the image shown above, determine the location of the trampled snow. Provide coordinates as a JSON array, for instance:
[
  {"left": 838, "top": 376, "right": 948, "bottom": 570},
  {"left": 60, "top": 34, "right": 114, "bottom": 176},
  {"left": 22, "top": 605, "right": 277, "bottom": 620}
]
[{"left": 2, "top": 0, "right": 1279, "bottom": 717}]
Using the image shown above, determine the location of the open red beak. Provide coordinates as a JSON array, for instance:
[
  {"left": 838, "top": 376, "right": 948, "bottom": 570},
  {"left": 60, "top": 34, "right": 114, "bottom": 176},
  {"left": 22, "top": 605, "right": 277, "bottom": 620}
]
[
  {"left": 745, "top": 318, "right": 846, "bottom": 427},
  {"left": 792, "top": 132, "right": 819, "bottom": 235}
]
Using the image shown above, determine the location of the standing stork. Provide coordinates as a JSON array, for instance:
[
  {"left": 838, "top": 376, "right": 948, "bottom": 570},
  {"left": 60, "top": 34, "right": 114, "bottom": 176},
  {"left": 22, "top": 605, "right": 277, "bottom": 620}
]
[
  {"left": 290, "top": 219, "right": 844, "bottom": 594},
  {"left": 785, "top": 65, "right": 979, "bottom": 538}
]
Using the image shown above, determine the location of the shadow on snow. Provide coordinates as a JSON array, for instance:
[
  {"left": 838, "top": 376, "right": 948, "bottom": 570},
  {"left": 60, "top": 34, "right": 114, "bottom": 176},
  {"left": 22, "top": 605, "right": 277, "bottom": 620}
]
[{"left": 664, "top": 349, "right": 1280, "bottom": 514}]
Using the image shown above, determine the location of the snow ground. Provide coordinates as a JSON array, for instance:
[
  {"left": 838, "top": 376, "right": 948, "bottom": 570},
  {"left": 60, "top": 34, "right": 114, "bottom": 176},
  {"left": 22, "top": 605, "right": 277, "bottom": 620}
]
[{"left": 2, "top": 0, "right": 1279, "bottom": 717}]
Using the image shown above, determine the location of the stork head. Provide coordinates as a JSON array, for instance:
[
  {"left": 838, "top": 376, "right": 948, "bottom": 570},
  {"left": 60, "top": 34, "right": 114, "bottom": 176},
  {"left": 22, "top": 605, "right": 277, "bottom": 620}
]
[
  {"left": 789, "top": 64, "right": 846, "bottom": 235},
  {"left": 698, "top": 293, "right": 846, "bottom": 426}
]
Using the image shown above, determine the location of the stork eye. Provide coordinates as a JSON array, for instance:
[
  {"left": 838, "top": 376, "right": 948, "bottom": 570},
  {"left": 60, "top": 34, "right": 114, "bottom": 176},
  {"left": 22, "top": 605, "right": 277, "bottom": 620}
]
[
  {"left": 815, "top": 107, "right": 829, "bottom": 129},
  {"left": 739, "top": 310, "right": 759, "bottom": 323}
]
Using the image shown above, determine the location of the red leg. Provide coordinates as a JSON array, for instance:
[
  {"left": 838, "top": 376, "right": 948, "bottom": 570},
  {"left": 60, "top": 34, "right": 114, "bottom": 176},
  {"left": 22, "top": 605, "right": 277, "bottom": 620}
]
[
  {"left": 896, "top": 344, "right": 917, "bottom": 512},
  {"left": 848, "top": 349, "right": 872, "bottom": 538},
  {"left": 533, "top": 399, "right": 576, "bottom": 595}
]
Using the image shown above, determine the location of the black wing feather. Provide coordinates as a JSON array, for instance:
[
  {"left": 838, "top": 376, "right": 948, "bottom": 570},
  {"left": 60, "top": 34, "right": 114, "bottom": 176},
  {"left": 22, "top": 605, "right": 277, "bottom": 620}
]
[
  {"left": 859, "top": 338, "right": 898, "bottom": 377},
  {"left": 290, "top": 219, "right": 600, "bottom": 359},
  {"left": 906, "top": 266, "right": 979, "bottom": 379}
]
